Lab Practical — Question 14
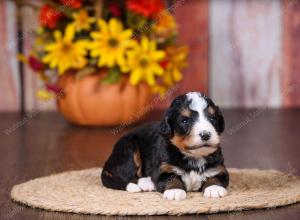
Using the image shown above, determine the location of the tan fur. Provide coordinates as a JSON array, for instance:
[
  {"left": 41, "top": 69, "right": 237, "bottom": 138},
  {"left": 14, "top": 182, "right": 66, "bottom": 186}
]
[
  {"left": 202, "top": 166, "right": 227, "bottom": 190},
  {"left": 181, "top": 108, "right": 191, "bottom": 117},
  {"left": 216, "top": 165, "right": 226, "bottom": 173},
  {"left": 103, "top": 171, "right": 113, "bottom": 178},
  {"left": 170, "top": 134, "right": 187, "bottom": 151},
  {"left": 160, "top": 163, "right": 178, "bottom": 174},
  {"left": 207, "top": 106, "right": 215, "bottom": 115},
  {"left": 171, "top": 133, "right": 218, "bottom": 157},
  {"left": 165, "top": 177, "right": 185, "bottom": 190},
  {"left": 133, "top": 149, "right": 142, "bottom": 177},
  {"left": 187, "top": 147, "right": 218, "bottom": 158}
]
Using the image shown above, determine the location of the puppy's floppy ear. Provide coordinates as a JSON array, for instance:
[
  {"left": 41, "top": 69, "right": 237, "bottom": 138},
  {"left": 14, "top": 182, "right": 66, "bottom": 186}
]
[
  {"left": 159, "top": 109, "right": 172, "bottom": 137},
  {"left": 216, "top": 106, "right": 225, "bottom": 133}
]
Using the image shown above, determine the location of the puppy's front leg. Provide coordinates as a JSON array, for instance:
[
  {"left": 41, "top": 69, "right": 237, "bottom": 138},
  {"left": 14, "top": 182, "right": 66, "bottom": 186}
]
[
  {"left": 202, "top": 168, "right": 229, "bottom": 198},
  {"left": 157, "top": 172, "right": 186, "bottom": 201}
]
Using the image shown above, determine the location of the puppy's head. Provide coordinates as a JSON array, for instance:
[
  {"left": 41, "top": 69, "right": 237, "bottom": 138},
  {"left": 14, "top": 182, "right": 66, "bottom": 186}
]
[{"left": 160, "top": 92, "right": 224, "bottom": 156}]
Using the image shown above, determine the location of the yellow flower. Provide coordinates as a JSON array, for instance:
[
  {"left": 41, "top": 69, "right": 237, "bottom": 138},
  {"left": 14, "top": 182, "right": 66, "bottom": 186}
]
[
  {"left": 90, "top": 18, "right": 136, "bottom": 69},
  {"left": 126, "top": 37, "right": 165, "bottom": 86},
  {"left": 71, "top": 10, "right": 95, "bottom": 32},
  {"left": 37, "top": 90, "right": 54, "bottom": 100},
  {"left": 43, "top": 25, "right": 89, "bottom": 74},
  {"left": 152, "top": 85, "right": 167, "bottom": 97},
  {"left": 163, "top": 46, "right": 188, "bottom": 86}
]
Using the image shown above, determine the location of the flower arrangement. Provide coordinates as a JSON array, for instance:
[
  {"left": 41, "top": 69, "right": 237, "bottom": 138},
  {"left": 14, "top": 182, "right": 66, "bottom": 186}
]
[{"left": 20, "top": 0, "right": 188, "bottom": 100}]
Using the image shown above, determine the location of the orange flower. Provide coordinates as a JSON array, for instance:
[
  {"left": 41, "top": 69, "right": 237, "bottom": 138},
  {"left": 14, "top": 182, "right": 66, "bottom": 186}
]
[
  {"left": 127, "top": 0, "right": 164, "bottom": 18},
  {"left": 40, "top": 4, "right": 63, "bottom": 29},
  {"left": 162, "top": 46, "right": 188, "bottom": 86},
  {"left": 58, "top": 0, "right": 83, "bottom": 9},
  {"left": 153, "top": 11, "right": 177, "bottom": 42}
]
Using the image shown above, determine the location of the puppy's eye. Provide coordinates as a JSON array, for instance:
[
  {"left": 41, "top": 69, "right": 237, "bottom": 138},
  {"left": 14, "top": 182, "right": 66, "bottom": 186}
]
[
  {"left": 181, "top": 119, "right": 188, "bottom": 124},
  {"left": 209, "top": 116, "right": 217, "bottom": 123}
]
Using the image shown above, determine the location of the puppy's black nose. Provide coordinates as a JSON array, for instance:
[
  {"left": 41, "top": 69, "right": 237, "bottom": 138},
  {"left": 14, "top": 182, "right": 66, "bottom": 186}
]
[{"left": 200, "top": 131, "right": 211, "bottom": 141}]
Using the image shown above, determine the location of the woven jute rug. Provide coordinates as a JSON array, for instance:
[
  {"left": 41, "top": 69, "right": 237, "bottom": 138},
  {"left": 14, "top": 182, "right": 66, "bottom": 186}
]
[{"left": 11, "top": 168, "right": 300, "bottom": 216}]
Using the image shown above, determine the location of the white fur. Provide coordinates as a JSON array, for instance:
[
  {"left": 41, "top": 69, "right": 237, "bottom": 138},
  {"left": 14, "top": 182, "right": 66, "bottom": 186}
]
[
  {"left": 137, "top": 177, "right": 155, "bottom": 191},
  {"left": 186, "top": 92, "right": 220, "bottom": 147},
  {"left": 164, "top": 162, "right": 221, "bottom": 192},
  {"left": 181, "top": 168, "right": 221, "bottom": 191},
  {"left": 204, "top": 185, "right": 228, "bottom": 198},
  {"left": 187, "top": 92, "right": 207, "bottom": 111},
  {"left": 163, "top": 189, "right": 187, "bottom": 201},
  {"left": 126, "top": 183, "right": 141, "bottom": 193},
  {"left": 182, "top": 170, "right": 206, "bottom": 191}
]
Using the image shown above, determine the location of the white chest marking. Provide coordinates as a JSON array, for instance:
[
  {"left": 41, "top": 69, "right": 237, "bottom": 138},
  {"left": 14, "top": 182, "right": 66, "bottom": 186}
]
[
  {"left": 182, "top": 171, "right": 206, "bottom": 191},
  {"left": 181, "top": 168, "right": 221, "bottom": 192}
]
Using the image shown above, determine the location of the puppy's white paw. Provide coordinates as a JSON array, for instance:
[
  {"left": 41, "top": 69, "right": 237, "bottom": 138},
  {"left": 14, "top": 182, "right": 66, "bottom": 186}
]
[
  {"left": 137, "top": 177, "right": 155, "bottom": 191},
  {"left": 163, "top": 189, "right": 187, "bottom": 201},
  {"left": 126, "top": 183, "right": 141, "bottom": 193},
  {"left": 204, "top": 185, "right": 227, "bottom": 198}
]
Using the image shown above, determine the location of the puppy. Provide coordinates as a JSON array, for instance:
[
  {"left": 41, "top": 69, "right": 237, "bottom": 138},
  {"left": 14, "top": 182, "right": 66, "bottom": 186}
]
[{"left": 101, "top": 92, "right": 229, "bottom": 200}]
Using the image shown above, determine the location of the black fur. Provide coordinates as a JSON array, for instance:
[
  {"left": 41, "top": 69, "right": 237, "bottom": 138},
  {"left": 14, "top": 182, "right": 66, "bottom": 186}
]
[{"left": 101, "top": 92, "right": 229, "bottom": 196}]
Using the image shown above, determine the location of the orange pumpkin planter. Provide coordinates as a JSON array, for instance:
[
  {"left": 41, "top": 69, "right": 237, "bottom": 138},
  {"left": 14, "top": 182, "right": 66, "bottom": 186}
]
[{"left": 57, "top": 72, "right": 153, "bottom": 126}]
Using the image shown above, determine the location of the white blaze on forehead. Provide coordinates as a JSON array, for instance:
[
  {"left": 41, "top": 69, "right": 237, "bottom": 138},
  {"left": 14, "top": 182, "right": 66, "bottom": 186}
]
[
  {"left": 185, "top": 92, "right": 220, "bottom": 146},
  {"left": 186, "top": 92, "right": 207, "bottom": 113}
]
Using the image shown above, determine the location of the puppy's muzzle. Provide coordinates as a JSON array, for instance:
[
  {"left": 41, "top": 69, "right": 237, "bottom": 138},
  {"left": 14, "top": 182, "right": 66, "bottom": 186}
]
[{"left": 199, "top": 131, "right": 211, "bottom": 141}]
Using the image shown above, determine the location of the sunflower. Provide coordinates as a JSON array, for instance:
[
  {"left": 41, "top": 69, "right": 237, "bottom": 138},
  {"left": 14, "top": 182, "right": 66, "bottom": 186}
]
[
  {"left": 151, "top": 85, "right": 167, "bottom": 97},
  {"left": 126, "top": 37, "right": 165, "bottom": 86},
  {"left": 90, "top": 18, "right": 136, "bottom": 69},
  {"left": 162, "top": 46, "right": 188, "bottom": 86},
  {"left": 42, "top": 25, "right": 89, "bottom": 74},
  {"left": 71, "top": 10, "right": 95, "bottom": 32}
]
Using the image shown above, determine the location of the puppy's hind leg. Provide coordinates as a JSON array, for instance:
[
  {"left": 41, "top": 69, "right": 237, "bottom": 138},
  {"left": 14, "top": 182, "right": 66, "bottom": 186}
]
[{"left": 101, "top": 135, "right": 142, "bottom": 192}]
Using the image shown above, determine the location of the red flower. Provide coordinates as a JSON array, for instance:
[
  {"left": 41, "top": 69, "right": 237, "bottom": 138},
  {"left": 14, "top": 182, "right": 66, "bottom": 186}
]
[
  {"left": 160, "top": 60, "right": 168, "bottom": 69},
  {"left": 46, "top": 84, "right": 62, "bottom": 94},
  {"left": 108, "top": 2, "right": 121, "bottom": 17},
  {"left": 28, "top": 56, "right": 44, "bottom": 72},
  {"left": 58, "top": 0, "right": 83, "bottom": 9},
  {"left": 127, "top": 0, "right": 164, "bottom": 18},
  {"left": 39, "top": 4, "right": 63, "bottom": 29}
]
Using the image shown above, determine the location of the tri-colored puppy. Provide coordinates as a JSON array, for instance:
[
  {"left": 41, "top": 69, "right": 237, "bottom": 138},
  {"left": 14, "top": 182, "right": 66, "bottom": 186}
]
[{"left": 101, "top": 92, "right": 229, "bottom": 200}]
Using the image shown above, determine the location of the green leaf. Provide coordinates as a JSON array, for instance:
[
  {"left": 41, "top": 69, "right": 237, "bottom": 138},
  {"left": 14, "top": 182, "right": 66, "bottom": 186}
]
[
  {"left": 102, "top": 67, "right": 121, "bottom": 84},
  {"left": 126, "top": 11, "right": 150, "bottom": 35},
  {"left": 75, "top": 67, "right": 96, "bottom": 80}
]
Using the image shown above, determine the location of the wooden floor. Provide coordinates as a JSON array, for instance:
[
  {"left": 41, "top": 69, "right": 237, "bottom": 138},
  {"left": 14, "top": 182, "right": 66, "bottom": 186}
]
[{"left": 1, "top": 109, "right": 300, "bottom": 220}]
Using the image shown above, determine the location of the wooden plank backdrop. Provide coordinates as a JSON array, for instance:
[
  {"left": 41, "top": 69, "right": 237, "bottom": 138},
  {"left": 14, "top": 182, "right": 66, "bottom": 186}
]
[
  {"left": 157, "top": 0, "right": 209, "bottom": 108},
  {"left": 0, "top": 1, "right": 20, "bottom": 111},
  {"left": 210, "top": 0, "right": 282, "bottom": 108},
  {"left": 1, "top": 0, "right": 300, "bottom": 112},
  {"left": 169, "top": 0, "right": 208, "bottom": 102},
  {"left": 283, "top": 0, "right": 300, "bottom": 107},
  {"left": 21, "top": 2, "right": 56, "bottom": 111}
]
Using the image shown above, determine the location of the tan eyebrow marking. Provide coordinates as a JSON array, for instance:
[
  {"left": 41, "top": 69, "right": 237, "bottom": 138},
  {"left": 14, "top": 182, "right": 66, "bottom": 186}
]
[
  {"left": 181, "top": 108, "right": 191, "bottom": 117},
  {"left": 207, "top": 106, "right": 215, "bottom": 115}
]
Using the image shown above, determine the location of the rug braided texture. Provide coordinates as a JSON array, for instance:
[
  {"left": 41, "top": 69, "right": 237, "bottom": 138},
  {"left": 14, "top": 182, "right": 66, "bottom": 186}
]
[{"left": 11, "top": 168, "right": 300, "bottom": 216}]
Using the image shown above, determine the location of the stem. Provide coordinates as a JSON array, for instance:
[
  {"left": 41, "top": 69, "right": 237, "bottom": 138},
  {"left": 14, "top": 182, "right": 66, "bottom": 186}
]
[
  {"left": 8, "top": 0, "right": 39, "bottom": 9},
  {"left": 95, "top": 0, "right": 104, "bottom": 20}
]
